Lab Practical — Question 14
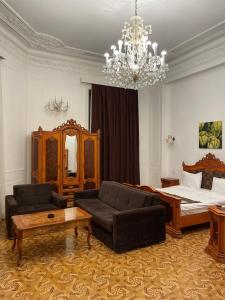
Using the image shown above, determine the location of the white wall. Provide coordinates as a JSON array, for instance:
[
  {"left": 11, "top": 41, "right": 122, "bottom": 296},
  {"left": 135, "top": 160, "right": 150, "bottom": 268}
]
[
  {"left": 0, "top": 27, "right": 104, "bottom": 216},
  {"left": 0, "top": 31, "right": 28, "bottom": 215},
  {"left": 26, "top": 60, "right": 93, "bottom": 182},
  {"left": 0, "top": 59, "right": 5, "bottom": 217},
  {"left": 138, "top": 84, "right": 162, "bottom": 187},
  {"left": 163, "top": 63, "right": 225, "bottom": 179}
]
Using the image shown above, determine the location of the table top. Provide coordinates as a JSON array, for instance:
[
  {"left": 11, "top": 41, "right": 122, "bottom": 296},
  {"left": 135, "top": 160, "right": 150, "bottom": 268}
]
[{"left": 12, "top": 207, "right": 92, "bottom": 231}]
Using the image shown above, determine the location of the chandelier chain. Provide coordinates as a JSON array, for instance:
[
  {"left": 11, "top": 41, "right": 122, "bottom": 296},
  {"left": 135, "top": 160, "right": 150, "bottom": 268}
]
[{"left": 135, "top": 0, "right": 138, "bottom": 16}]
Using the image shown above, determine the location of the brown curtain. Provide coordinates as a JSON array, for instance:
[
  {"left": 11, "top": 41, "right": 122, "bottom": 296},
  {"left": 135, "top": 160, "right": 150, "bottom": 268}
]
[{"left": 91, "top": 84, "right": 140, "bottom": 184}]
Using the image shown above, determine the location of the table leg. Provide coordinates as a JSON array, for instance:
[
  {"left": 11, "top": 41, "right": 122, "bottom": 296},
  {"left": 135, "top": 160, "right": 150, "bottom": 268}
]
[
  {"left": 12, "top": 226, "right": 17, "bottom": 251},
  {"left": 75, "top": 226, "right": 78, "bottom": 238},
  {"left": 87, "top": 222, "right": 92, "bottom": 250},
  {"left": 16, "top": 231, "right": 23, "bottom": 266}
]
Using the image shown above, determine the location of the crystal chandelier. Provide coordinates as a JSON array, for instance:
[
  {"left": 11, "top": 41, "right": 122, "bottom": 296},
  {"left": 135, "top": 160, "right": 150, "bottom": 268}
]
[{"left": 103, "top": 0, "right": 169, "bottom": 90}]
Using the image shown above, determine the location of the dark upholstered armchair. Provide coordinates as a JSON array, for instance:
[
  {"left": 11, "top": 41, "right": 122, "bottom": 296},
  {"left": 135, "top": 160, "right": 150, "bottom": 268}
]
[{"left": 5, "top": 183, "right": 67, "bottom": 238}]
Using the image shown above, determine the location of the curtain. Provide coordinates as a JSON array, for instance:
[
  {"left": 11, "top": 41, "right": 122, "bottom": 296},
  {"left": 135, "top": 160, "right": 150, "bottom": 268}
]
[{"left": 91, "top": 84, "right": 140, "bottom": 184}]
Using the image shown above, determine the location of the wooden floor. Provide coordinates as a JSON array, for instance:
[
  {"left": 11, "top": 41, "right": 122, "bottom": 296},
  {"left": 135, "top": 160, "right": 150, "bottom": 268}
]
[{"left": 0, "top": 222, "right": 225, "bottom": 299}]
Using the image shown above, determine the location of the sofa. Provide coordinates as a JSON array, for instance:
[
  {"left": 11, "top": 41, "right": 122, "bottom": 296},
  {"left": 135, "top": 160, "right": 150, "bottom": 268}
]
[
  {"left": 5, "top": 183, "right": 67, "bottom": 238},
  {"left": 74, "top": 181, "right": 166, "bottom": 253}
]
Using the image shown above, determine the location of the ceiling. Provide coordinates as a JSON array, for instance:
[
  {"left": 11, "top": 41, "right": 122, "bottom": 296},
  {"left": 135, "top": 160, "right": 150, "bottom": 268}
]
[{"left": 4, "top": 0, "right": 225, "bottom": 55}]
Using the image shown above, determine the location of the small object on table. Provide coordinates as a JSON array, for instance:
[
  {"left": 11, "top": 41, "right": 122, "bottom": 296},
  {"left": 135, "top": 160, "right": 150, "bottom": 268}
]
[
  {"left": 161, "top": 177, "right": 179, "bottom": 188},
  {"left": 47, "top": 213, "right": 55, "bottom": 218},
  {"left": 205, "top": 205, "right": 225, "bottom": 263}
]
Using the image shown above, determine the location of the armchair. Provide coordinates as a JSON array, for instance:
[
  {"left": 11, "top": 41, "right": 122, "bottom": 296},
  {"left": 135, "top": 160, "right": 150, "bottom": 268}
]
[{"left": 5, "top": 183, "right": 67, "bottom": 238}]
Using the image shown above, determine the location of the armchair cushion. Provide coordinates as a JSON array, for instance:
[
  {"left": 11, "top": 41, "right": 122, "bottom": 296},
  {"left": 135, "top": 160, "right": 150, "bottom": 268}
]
[{"left": 13, "top": 183, "right": 56, "bottom": 206}]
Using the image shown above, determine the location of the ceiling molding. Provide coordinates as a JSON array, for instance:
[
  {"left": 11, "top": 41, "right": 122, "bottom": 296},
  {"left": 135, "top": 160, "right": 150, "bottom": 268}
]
[
  {"left": 1, "top": 0, "right": 225, "bottom": 83},
  {"left": 167, "top": 32, "right": 225, "bottom": 83},
  {"left": 28, "top": 51, "right": 102, "bottom": 74},
  {"left": 167, "top": 20, "right": 225, "bottom": 61},
  {"left": 0, "top": 0, "right": 104, "bottom": 63}
]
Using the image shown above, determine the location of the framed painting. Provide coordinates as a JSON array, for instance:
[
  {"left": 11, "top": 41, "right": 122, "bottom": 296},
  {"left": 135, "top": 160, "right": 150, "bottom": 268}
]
[{"left": 199, "top": 121, "right": 222, "bottom": 149}]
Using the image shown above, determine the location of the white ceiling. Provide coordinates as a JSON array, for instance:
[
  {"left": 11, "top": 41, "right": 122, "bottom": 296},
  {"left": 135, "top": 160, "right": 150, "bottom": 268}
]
[{"left": 4, "top": 0, "right": 225, "bottom": 55}]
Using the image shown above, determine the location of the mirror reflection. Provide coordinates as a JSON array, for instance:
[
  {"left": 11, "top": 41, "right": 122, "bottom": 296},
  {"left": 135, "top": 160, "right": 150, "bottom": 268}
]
[{"left": 65, "top": 135, "right": 77, "bottom": 177}]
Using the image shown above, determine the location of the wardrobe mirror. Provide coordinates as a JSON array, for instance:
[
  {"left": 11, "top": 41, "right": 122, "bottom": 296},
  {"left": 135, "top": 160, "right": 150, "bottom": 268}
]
[{"left": 64, "top": 134, "right": 78, "bottom": 178}]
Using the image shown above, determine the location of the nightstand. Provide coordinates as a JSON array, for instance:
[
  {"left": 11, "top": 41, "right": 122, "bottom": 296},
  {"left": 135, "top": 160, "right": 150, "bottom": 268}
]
[
  {"left": 161, "top": 177, "right": 179, "bottom": 188},
  {"left": 205, "top": 206, "right": 225, "bottom": 263}
]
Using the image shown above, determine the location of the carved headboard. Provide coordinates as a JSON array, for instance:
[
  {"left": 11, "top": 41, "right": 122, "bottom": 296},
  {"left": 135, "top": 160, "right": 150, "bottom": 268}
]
[
  {"left": 183, "top": 153, "right": 225, "bottom": 172},
  {"left": 182, "top": 153, "right": 225, "bottom": 189}
]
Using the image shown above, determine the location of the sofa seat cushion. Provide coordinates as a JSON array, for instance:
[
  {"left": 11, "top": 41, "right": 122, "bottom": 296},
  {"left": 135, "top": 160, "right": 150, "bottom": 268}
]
[
  {"left": 16, "top": 204, "right": 57, "bottom": 215},
  {"left": 75, "top": 198, "right": 117, "bottom": 233},
  {"left": 98, "top": 181, "right": 160, "bottom": 211}
]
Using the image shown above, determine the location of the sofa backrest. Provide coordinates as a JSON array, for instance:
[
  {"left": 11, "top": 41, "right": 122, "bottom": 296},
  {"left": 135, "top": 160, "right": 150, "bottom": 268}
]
[
  {"left": 99, "top": 181, "right": 160, "bottom": 211},
  {"left": 14, "top": 183, "right": 56, "bottom": 206}
]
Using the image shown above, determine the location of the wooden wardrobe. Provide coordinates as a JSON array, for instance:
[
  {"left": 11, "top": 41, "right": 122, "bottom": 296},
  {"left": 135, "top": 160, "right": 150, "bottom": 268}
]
[{"left": 31, "top": 119, "right": 100, "bottom": 204}]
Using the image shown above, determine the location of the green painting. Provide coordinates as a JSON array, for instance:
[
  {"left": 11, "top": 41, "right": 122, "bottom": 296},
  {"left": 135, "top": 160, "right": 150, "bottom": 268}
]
[{"left": 199, "top": 121, "right": 222, "bottom": 149}]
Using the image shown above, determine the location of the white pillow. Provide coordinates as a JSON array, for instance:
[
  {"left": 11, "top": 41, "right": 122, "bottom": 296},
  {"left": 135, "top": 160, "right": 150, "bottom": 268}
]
[
  {"left": 181, "top": 171, "right": 202, "bottom": 189},
  {"left": 212, "top": 177, "right": 225, "bottom": 194}
]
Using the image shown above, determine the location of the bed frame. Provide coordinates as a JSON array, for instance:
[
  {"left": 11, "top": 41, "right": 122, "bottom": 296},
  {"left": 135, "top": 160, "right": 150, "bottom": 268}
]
[{"left": 125, "top": 153, "right": 225, "bottom": 238}]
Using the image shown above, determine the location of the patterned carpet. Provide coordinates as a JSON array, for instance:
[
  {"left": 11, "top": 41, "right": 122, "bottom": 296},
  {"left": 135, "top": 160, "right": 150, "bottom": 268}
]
[{"left": 0, "top": 223, "right": 225, "bottom": 300}]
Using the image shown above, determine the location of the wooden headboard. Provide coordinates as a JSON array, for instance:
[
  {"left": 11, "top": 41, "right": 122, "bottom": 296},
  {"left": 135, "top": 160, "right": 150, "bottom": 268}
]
[{"left": 182, "top": 153, "right": 225, "bottom": 173}]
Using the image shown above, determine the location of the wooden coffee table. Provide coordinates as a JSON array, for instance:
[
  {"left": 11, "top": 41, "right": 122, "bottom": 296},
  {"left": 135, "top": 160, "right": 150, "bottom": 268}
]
[{"left": 11, "top": 207, "right": 92, "bottom": 266}]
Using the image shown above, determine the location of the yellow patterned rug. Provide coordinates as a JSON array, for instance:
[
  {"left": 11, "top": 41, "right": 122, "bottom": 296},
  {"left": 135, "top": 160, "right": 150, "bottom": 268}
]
[{"left": 0, "top": 223, "right": 225, "bottom": 300}]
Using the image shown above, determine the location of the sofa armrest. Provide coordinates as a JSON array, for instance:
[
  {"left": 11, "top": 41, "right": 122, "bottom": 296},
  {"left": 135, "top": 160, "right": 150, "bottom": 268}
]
[
  {"left": 51, "top": 191, "right": 67, "bottom": 209},
  {"left": 74, "top": 189, "right": 99, "bottom": 199},
  {"left": 113, "top": 205, "right": 166, "bottom": 253}
]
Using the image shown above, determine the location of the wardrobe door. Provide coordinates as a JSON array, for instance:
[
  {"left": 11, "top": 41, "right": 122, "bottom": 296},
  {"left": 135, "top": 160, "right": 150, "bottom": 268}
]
[
  {"left": 31, "top": 133, "right": 42, "bottom": 183},
  {"left": 81, "top": 133, "right": 100, "bottom": 190},
  {"left": 42, "top": 132, "right": 61, "bottom": 192}
]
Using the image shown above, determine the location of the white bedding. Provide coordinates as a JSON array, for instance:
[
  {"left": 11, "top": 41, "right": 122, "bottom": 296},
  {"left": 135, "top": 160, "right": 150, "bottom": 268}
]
[{"left": 157, "top": 185, "right": 225, "bottom": 216}]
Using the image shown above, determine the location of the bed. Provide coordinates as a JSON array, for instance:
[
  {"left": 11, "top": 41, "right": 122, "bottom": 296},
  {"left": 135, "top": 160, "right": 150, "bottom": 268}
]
[{"left": 125, "top": 153, "right": 225, "bottom": 238}]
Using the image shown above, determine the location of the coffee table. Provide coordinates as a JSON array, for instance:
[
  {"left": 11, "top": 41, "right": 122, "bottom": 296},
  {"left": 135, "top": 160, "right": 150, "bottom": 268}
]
[{"left": 11, "top": 207, "right": 92, "bottom": 266}]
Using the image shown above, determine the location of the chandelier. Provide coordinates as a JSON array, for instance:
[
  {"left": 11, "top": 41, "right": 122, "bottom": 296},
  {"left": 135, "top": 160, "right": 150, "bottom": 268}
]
[{"left": 103, "top": 0, "right": 169, "bottom": 90}]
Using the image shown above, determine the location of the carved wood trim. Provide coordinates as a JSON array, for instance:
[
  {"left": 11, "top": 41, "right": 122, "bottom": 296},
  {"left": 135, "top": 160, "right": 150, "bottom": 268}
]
[
  {"left": 32, "top": 119, "right": 100, "bottom": 198},
  {"left": 53, "top": 119, "right": 89, "bottom": 133},
  {"left": 183, "top": 153, "right": 225, "bottom": 172}
]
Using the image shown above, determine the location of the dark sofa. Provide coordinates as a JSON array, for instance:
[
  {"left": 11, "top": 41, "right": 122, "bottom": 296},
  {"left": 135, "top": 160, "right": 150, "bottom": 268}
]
[
  {"left": 5, "top": 183, "right": 67, "bottom": 238},
  {"left": 74, "top": 181, "right": 166, "bottom": 253}
]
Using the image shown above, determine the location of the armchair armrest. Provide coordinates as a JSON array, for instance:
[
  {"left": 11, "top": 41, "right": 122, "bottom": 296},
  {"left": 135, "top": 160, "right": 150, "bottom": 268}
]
[
  {"left": 5, "top": 195, "right": 19, "bottom": 238},
  {"left": 5, "top": 195, "right": 18, "bottom": 214},
  {"left": 51, "top": 191, "right": 67, "bottom": 209},
  {"left": 74, "top": 189, "right": 99, "bottom": 199},
  {"left": 113, "top": 205, "right": 166, "bottom": 253}
]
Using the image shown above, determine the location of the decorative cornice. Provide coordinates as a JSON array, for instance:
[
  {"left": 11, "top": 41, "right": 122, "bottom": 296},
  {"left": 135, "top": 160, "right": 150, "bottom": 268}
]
[
  {"left": 1, "top": 0, "right": 225, "bottom": 82},
  {"left": 167, "top": 21, "right": 225, "bottom": 83},
  {"left": 0, "top": 0, "right": 104, "bottom": 63},
  {"left": 0, "top": 25, "right": 28, "bottom": 63},
  {"left": 28, "top": 50, "right": 103, "bottom": 74}
]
